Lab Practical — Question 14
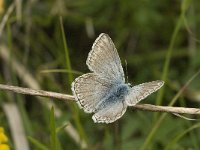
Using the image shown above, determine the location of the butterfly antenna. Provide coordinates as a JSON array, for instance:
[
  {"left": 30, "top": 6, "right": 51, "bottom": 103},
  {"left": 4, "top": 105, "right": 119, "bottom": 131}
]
[{"left": 125, "top": 60, "right": 128, "bottom": 83}]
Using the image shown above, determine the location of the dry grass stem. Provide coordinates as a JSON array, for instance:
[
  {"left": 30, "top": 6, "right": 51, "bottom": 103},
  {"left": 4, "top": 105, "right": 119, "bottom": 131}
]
[
  {"left": 3, "top": 103, "right": 30, "bottom": 150},
  {"left": 0, "top": 2, "right": 15, "bottom": 37},
  {"left": 0, "top": 83, "right": 200, "bottom": 115}
]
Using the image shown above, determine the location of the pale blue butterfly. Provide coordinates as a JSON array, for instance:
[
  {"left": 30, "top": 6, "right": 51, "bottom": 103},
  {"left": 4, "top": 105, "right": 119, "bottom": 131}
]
[{"left": 71, "top": 33, "right": 164, "bottom": 123}]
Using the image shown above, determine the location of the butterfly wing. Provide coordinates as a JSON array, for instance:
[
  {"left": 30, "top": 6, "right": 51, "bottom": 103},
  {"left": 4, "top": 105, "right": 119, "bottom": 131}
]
[
  {"left": 125, "top": 80, "right": 164, "bottom": 106},
  {"left": 71, "top": 73, "right": 113, "bottom": 113},
  {"left": 92, "top": 100, "right": 127, "bottom": 124},
  {"left": 86, "top": 33, "right": 125, "bottom": 84}
]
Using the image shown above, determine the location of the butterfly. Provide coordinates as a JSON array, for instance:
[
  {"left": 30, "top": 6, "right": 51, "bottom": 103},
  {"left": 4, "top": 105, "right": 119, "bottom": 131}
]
[{"left": 71, "top": 33, "right": 164, "bottom": 124}]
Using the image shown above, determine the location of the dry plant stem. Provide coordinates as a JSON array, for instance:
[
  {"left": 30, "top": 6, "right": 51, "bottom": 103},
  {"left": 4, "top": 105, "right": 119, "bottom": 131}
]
[
  {"left": 0, "top": 84, "right": 75, "bottom": 101},
  {"left": 134, "top": 104, "right": 200, "bottom": 115},
  {"left": 3, "top": 103, "right": 30, "bottom": 150},
  {"left": 0, "top": 84, "right": 200, "bottom": 115},
  {"left": 0, "top": 2, "right": 15, "bottom": 37}
]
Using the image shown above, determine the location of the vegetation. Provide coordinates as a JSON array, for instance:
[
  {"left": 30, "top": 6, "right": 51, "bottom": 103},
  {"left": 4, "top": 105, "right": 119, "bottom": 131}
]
[{"left": 0, "top": 0, "right": 200, "bottom": 149}]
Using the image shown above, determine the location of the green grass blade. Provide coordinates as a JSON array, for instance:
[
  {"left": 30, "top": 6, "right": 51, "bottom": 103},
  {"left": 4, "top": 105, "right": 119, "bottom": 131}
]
[
  {"left": 59, "top": 16, "right": 88, "bottom": 146},
  {"left": 28, "top": 136, "right": 49, "bottom": 150},
  {"left": 164, "top": 122, "right": 200, "bottom": 150},
  {"left": 40, "top": 69, "right": 83, "bottom": 75},
  {"left": 56, "top": 122, "right": 69, "bottom": 133},
  {"left": 155, "top": 1, "right": 188, "bottom": 107},
  {"left": 59, "top": 16, "right": 73, "bottom": 84},
  {"left": 50, "top": 106, "right": 57, "bottom": 150}
]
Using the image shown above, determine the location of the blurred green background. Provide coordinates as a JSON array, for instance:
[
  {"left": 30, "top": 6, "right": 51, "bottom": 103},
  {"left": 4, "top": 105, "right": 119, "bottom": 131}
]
[{"left": 0, "top": 0, "right": 200, "bottom": 149}]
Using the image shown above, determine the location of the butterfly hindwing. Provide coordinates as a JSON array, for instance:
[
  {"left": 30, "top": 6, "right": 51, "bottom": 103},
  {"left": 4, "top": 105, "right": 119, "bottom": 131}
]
[
  {"left": 92, "top": 100, "right": 127, "bottom": 124},
  {"left": 71, "top": 73, "right": 113, "bottom": 113}
]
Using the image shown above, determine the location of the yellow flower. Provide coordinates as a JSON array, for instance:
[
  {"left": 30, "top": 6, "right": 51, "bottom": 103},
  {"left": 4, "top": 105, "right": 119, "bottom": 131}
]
[
  {"left": 0, "top": 127, "right": 10, "bottom": 150},
  {"left": 0, "top": 144, "right": 10, "bottom": 150},
  {"left": 0, "top": 0, "right": 4, "bottom": 14},
  {"left": 0, "top": 127, "right": 8, "bottom": 143}
]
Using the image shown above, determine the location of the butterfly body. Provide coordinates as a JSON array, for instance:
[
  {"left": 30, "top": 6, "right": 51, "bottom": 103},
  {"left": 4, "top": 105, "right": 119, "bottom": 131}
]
[
  {"left": 114, "top": 84, "right": 130, "bottom": 98},
  {"left": 72, "top": 33, "right": 164, "bottom": 123},
  {"left": 95, "top": 83, "right": 130, "bottom": 112}
]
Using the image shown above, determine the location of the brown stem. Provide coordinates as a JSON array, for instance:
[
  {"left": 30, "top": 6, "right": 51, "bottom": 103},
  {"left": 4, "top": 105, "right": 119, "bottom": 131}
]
[{"left": 0, "top": 84, "right": 200, "bottom": 115}]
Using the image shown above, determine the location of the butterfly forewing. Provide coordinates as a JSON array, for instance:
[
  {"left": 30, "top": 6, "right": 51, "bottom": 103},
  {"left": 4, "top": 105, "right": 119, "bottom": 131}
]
[
  {"left": 71, "top": 73, "right": 113, "bottom": 113},
  {"left": 125, "top": 80, "right": 164, "bottom": 106},
  {"left": 86, "top": 33, "right": 125, "bottom": 83}
]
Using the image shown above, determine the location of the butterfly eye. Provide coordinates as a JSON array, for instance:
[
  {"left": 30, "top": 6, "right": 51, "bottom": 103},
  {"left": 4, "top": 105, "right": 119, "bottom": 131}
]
[{"left": 127, "top": 83, "right": 132, "bottom": 87}]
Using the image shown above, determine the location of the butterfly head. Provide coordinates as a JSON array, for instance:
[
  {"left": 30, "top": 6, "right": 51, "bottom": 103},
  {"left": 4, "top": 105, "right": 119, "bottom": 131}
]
[{"left": 127, "top": 83, "right": 133, "bottom": 88}]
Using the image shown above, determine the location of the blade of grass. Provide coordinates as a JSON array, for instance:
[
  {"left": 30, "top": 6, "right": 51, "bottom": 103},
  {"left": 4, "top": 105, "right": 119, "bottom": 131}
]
[
  {"left": 59, "top": 16, "right": 88, "bottom": 147},
  {"left": 6, "top": 16, "right": 37, "bottom": 149},
  {"left": 0, "top": 2, "right": 15, "bottom": 37},
  {"left": 28, "top": 136, "right": 49, "bottom": 150},
  {"left": 59, "top": 16, "right": 73, "bottom": 84},
  {"left": 40, "top": 69, "right": 83, "bottom": 75},
  {"left": 164, "top": 122, "right": 200, "bottom": 150},
  {"left": 50, "top": 106, "right": 57, "bottom": 150},
  {"left": 141, "top": 69, "right": 200, "bottom": 150},
  {"left": 7, "top": 20, "right": 35, "bottom": 137},
  {"left": 155, "top": 0, "right": 192, "bottom": 107},
  {"left": 155, "top": 16, "right": 182, "bottom": 106},
  {"left": 56, "top": 122, "right": 69, "bottom": 133}
]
